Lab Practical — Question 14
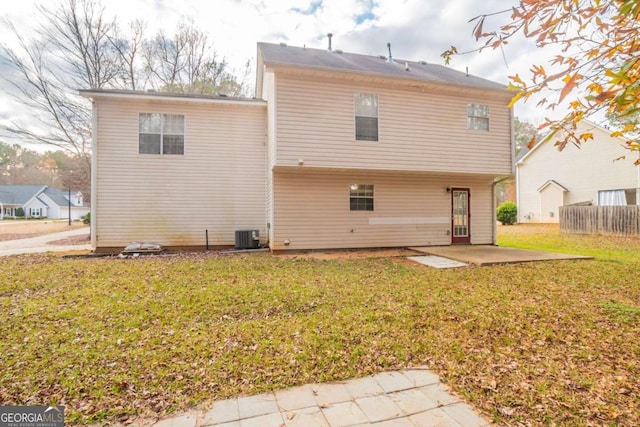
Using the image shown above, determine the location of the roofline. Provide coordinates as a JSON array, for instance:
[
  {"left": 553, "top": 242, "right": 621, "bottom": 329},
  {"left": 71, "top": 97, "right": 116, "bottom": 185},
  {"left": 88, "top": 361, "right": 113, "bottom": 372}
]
[
  {"left": 23, "top": 185, "right": 49, "bottom": 208},
  {"left": 517, "top": 118, "right": 624, "bottom": 164},
  {"left": 79, "top": 89, "right": 267, "bottom": 107},
  {"left": 261, "top": 60, "right": 511, "bottom": 98},
  {"left": 537, "top": 179, "right": 569, "bottom": 192}
]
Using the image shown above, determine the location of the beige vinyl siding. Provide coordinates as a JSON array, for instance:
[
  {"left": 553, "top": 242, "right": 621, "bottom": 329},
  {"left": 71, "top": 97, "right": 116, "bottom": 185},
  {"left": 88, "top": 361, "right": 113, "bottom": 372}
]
[
  {"left": 539, "top": 184, "right": 565, "bottom": 223},
  {"left": 93, "top": 97, "right": 267, "bottom": 249},
  {"left": 271, "top": 169, "right": 494, "bottom": 251},
  {"left": 517, "top": 121, "right": 639, "bottom": 223},
  {"left": 274, "top": 74, "right": 511, "bottom": 175}
]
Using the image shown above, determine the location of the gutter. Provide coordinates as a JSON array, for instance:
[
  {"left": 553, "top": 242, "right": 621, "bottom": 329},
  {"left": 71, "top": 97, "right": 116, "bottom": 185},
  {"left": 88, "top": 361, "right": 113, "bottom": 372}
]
[{"left": 79, "top": 89, "right": 267, "bottom": 107}]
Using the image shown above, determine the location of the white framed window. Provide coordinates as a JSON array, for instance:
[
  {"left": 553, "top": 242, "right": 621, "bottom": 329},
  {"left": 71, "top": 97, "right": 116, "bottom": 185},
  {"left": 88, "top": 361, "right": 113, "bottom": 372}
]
[
  {"left": 30, "top": 208, "right": 42, "bottom": 217},
  {"left": 598, "top": 188, "right": 638, "bottom": 206},
  {"left": 139, "top": 113, "right": 185, "bottom": 154},
  {"left": 467, "top": 103, "right": 489, "bottom": 130},
  {"left": 349, "top": 184, "right": 374, "bottom": 211},
  {"left": 355, "top": 93, "right": 378, "bottom": 141}
]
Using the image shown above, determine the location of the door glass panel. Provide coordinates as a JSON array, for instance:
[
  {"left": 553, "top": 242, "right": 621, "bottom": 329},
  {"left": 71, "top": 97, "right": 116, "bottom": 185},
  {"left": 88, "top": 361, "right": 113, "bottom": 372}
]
[{"left": 453, "top": 191, "right": 468, "bottom": 237}]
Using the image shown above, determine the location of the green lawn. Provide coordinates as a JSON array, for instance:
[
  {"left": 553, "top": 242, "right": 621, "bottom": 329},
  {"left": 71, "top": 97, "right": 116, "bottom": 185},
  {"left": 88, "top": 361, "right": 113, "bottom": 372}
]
[{"left": 1, "top": 225, "right": 639, "bottom": 426}]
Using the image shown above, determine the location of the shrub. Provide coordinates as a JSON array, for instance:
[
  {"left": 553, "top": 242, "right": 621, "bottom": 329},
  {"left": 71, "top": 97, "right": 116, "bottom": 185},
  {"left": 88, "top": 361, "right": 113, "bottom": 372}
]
[
  {"left": 82, "top": 212, "right": 91, "bottom": 225},
  {"left": 496, "top": 201, "right": 517, "bottom": 225},
  {"left": 15, "top": 207, "right": 25, "bottom": 218}
]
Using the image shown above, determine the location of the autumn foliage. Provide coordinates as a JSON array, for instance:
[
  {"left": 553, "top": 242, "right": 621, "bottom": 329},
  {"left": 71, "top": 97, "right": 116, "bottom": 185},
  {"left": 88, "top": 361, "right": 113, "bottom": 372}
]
[{"left": 443, "top": 0, "right": 640, "bottom": 163}]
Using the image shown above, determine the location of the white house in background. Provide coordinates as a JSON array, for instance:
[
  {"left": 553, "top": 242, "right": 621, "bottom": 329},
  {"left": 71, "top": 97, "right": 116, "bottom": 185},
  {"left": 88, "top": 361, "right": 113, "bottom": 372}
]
[
  {"left": 516, "top": 120, "right": 640, "bottom": 223},
  {"left": 0, "top": 185, "right": 90, "bottom": 220},
  {"left": 80, "top": 40, "right": 513, "bottom": 252}
]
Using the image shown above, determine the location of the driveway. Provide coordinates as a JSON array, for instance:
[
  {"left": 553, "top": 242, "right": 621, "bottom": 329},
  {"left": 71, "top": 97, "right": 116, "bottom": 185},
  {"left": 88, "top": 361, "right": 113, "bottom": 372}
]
[{"left": 0, "top": 227, "right": 91, "bottom": 256}]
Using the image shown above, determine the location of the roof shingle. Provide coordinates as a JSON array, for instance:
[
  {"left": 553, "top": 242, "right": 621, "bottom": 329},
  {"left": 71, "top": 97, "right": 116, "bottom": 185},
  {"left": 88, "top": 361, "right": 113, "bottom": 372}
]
[{"left": 258, "top": 42, "right": 506, "bottom": 91}]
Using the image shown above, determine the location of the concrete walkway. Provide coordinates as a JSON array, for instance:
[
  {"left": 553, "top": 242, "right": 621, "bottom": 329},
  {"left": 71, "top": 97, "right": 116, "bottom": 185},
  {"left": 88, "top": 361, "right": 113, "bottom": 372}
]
[
  {"left": 0, "top": 226, "right": 90, "bottom": 256},
  {"left": 152, "top": 368, "right": 490, "bottom": 427},
  {"left": 410, "top": 245, "right": 592, "bottom": 266}
]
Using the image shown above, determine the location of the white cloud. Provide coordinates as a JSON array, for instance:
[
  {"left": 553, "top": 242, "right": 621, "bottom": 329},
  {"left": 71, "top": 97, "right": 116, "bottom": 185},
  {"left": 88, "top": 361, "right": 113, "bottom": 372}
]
[{"left": 0, "top": 0, "right": 559, "bottom": 148}]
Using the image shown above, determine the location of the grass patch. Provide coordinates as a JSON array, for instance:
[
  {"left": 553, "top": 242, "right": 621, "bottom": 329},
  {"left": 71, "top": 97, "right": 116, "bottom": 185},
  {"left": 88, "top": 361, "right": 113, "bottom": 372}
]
[
  {"left": 497, "top": 223, "right": 640, "bottom": 261},
  {"left": 1, "top": 226, "right": 639, "bottom": 426},
  {"left": 602, "top": 301, "right": 640, "bottom": 323}
]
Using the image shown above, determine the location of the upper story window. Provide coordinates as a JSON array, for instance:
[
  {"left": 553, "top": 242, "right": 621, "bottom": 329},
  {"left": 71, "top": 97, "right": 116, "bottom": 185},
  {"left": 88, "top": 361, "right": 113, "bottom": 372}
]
[
  {"left": 355, "top": 93, "right": 378, "bottom": 141},
  {"left": 139, "top": 113, "right": 185, "bottom": 155},
  {"left": 349, "top": 184, "right": 374, "bottom": 211},
  {"left": 467, "top": 103, "right": 489, "bottom": 131}
]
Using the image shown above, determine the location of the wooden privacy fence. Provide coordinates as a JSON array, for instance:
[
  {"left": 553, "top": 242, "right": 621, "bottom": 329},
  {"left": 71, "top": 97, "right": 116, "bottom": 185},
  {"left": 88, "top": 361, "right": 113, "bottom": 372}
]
[{"left": 560, "top": 205, "right": 640, "bottom": 235}]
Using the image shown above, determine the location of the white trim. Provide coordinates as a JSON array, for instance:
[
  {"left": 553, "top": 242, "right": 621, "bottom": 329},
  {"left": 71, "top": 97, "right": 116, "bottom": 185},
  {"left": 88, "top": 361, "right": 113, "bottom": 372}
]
[
  {"left": 368, "top": 217, "right": 449, "bottom": 225},
  {"left": 79, "top": 90, "right": 267, "bottom": 107},
  {"left": 537, "top": 180, "right": 569, "bottom": 193},
  {"left": 22, "top": 185, "right": 49, "bottom": 210},
  {"left": 91, "top": 101, "right": 98, "bottom": 249}
]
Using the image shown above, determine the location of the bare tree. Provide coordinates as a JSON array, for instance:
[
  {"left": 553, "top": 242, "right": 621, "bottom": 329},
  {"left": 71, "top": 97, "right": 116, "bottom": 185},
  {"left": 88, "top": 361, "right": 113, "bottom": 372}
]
[
  {"left": 109, "top": 20, "right": 147, "bottom": 90},
  {"left": 143, "top": 21, "right": 246, "bottom": 96},
  {"left": 0, "top": 0, "right": 252, "bottom": 161},
  {"left": 0, "top": 0, "right": 121, "bottom": 160},
  {"left": 43, "top": 0, "right": 121, "bottom": 89}
]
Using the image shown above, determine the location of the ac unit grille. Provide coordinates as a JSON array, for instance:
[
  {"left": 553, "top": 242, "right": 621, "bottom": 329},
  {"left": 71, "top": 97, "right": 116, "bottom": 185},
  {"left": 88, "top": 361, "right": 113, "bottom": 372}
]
[{"left": 235, "top": 229, "right": 259, "bottom": 249}]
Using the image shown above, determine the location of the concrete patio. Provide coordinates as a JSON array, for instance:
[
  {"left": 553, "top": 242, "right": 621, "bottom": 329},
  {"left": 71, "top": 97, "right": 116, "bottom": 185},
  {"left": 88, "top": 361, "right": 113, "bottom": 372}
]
[
  {"left": 409, "top": 245, "right": 592, "bottom": 266},
  {"left": 152, "top": 368, "right": 490, "bottom": 427}
]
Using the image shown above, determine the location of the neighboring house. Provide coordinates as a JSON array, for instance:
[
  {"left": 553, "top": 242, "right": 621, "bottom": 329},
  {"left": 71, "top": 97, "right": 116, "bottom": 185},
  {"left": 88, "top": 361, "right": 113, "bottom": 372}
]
[
  {"left": 516, "top": 120, "right": 640, "bottom": 223},
  {"left": 0, "top": 185, "right": 90, "bottom": 220},
  {"left": 80, "top": 40, "right": 513, "bottom": 252}
]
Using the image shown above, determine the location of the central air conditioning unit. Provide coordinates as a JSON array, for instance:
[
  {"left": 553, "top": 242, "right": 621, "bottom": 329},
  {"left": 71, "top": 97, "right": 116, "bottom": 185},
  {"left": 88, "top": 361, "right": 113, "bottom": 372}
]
[{"left": 235, "top": 229, "right": 260, "bottom": 249}]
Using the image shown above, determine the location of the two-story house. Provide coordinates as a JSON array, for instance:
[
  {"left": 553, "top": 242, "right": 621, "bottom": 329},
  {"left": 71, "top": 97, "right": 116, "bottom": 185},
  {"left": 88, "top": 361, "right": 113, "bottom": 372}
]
[{"left": 80, "top": 41, "right": 513, "bottom": 252}]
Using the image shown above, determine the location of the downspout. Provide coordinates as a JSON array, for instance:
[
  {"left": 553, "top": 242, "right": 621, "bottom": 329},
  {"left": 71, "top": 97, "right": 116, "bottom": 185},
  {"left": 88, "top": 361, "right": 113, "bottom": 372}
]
[
  {"left": 492, "top": 176, "right": 512, "bottom": 245},
  {"left": 516, "top": 162, "right": 521, "bottom": 221},
  {"left": 491, "top": 106, "right": 517, "bottom": 245},
  {"left": 637, "top": 151, "right": 640, "bottom": 205}
]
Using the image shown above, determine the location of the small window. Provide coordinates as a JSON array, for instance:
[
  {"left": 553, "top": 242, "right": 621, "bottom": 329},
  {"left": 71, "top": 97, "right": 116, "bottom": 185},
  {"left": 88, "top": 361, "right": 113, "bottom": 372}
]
[
  {"left": 598, "top": 189, "right": 639, "bottom": 206},
  {"left": 349, "top": 184, "right": 374, "bottom": 211},
  {"left": 355, "top": 93, "right": 378, "bottom": 141},
  {"left": 467, "top": 103, "right": 489, "bottom": 130},
  {"left": 139, "top": 113, "right": 185, "bottom": 154}
]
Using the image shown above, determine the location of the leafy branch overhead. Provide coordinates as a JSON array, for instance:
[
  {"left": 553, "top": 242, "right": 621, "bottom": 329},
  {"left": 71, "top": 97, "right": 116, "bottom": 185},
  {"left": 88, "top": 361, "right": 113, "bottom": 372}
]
[{"left": 443, "top": 0, "right": 640, "bottom": 163}]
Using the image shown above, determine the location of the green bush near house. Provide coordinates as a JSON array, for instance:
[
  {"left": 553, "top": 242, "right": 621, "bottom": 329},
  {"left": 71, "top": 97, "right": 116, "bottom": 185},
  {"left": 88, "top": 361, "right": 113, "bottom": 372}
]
[
  {"left": 15, "top": 207, "right": 25, "bottom": 218},
  {"left": 82, "top": 212, "right": 90, "bottom": 225},
  {"left": 496, "top": 201, "right": 517, "bottom": 225}
]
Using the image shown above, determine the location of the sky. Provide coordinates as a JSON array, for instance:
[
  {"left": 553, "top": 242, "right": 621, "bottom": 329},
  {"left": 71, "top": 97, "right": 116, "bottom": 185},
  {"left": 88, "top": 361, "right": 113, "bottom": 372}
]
[{"left": 0, "top": 0, "right": 549, "bottom": 148}]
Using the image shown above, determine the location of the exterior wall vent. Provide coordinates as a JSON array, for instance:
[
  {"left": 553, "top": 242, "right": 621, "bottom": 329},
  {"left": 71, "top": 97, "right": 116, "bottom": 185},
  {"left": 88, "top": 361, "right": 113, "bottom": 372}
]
[{"left": 235, "top": 229, "right": 260, "bottom": 249}]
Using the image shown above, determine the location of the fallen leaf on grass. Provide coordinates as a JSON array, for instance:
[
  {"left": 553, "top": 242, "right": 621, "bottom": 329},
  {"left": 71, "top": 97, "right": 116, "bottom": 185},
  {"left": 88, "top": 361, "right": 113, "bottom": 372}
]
[{"left": 499, "top": 406, "right": 516, "bottom": 416}]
